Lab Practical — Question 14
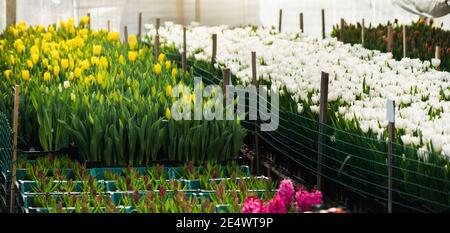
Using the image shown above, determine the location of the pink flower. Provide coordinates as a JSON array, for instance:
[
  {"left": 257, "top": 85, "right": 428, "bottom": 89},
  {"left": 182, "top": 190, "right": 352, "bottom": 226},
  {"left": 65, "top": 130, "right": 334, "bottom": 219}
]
[
  {"left": 295, "top": 187, "right": 323, "bottom": 212},
  {"left": 266, "top": 194, "right": 287, "bottom": 213},
  {"left": 242, "top": 196, "right": 264, "bottom": 213},
  {"left": 277, "top": 179, "right": 294, "bottom": 206}
]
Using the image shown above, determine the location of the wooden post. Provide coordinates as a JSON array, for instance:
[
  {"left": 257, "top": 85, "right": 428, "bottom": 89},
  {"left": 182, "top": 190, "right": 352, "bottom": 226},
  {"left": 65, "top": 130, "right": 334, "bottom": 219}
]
[
  {"left": 251, "top": 51, "right": 260, "bottom": 175},
  {"left": 195, "top": 0, "right": 201, "bottom": 23},
  {"left": 154, "top": 34, "right": 160, "bottom": 60},
  {"left": 317, "top": 72, "right": 329, "bottom": 189},
  {"left": 435, "top": 46, "right": 441, "bottom": 70},
  {"left": 300, "top": 12, "right": 304, "bottom": 33},
  {"left": 278, "top": 9, "right": 282, "bottom": 33},
  {"left": 138, "top": 12, "right": 142, "bottom": 42},
  {"left": 107, "top": 20, "right": 110, "bottom": 32},
  {"left": 9, "top": 85, "right": 19, "bottom": 213},
  {"left": 211, "top": 34, "right": 217, "bottom": 67},
  {"left": 182, "top": 27, "right": 187, "bottom": 72},
  {"left": 361, "top": 18, "right": 365, "bottom": 46},
  {"left": 402, "top": 25, "right": 406, "bottom": 58},
  {"left": 156, "top": 18, "right": 161, "bottom": 35},
  {"left": 124, "top": 26, "right": 128, "bottom": 43},
  {"left": 6, "top": 0, "right": 17, "bottom": 28},
  {"left": 387, "top": 26, "right": 393, "bottom": 53},
  {"left": 87, "top": 13, "right": 91, "bottom": 30},
  {"left": 339, "top": 18, "right": 345, "bottom": 42},
  {"left": 321, "top": 9, "right": 325, "bottom": 39},
  {"left": 386, "top": 99, "right": 395, "bottom": 213},
  {"left": 222, "top": 68, "right": 230, "bottom": 106}
]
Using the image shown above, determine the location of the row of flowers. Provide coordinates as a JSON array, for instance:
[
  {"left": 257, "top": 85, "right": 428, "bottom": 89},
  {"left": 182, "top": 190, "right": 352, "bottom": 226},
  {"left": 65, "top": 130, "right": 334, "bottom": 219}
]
[
  {"left": 12, "top": 155, "right": 337, "bottom": 213},
  {"left": 146, "top": 22, "right": 450, "bottom": 160},
  {"left": 0, "top": 19, "right": 245, "bottom": 165},
  {"left": 331, "top": 19, "right": 449, "bottom": 72}
]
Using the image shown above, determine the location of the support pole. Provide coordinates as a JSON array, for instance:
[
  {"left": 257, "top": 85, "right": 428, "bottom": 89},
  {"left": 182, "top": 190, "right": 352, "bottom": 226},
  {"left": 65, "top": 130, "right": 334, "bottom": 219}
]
[
  {"left": 321, "top": 9, "right": 325, "bottom": 39},
  {"left": 386, "top": 99, "right": 395, "bottom": 213},
  {"left": 9, "top": 85, "right": 19, "bottom": 213},
  {"left": 278, "top": 9, "right": 282, "bottom": 33},
  {"left": 124, "top": 26, "right": 128, "bottom": 44},
  {"left": 361, "top": 18, "right": 365, "bottom": 46},
  {"left": 154, "top": 34, "right": 160, "bottom": 60},
  {"left": 182, "top": 27, "right": 187, "bottom": 72},
  {"left": 211, "top": 34, "right": 217, "bottom": 67},
  {"left": 251, "top": 51, "right": 260, "bottom": 175},
  {"left": 195, "top": 0, "right": 201, "bottom": 23},
  {"left": 402, "top": 25, "right": 407, "bottom": 58},
  {"left": 87, "top": 13, "right": 91, "bottom": 30},
  {"left": 138, "top": 12, "right": 142, "bottom": 42},
  {"left": 107, "top": 20, "right": 110, "bottom": 32},
  {"left": 387, "top": 26, "right": 393, "bottom": 53},
  {"left": 339, "top": 18, "right": 345, "bottom": 42},
  {"left": 300, "top": 12, "right": 304, "bottom": 33},
  {"left": 156, "top": 18, "right": 161, "bottom": 34},
  {"left": 435, "top": 46, "right": 441, "bottom": 70},
  {"left": 317, "top": 72, "right": 329, "bottom": 189},
  {"left": 222, "top": 68, "right": 230, "bottom": 106},
  {"left": 6, "top": 0, "right": 17, "bottom": 28}
]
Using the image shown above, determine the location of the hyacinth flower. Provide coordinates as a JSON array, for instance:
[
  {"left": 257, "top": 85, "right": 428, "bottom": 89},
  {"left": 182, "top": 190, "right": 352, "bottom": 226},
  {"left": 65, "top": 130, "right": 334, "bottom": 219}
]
[
  {"left": 295, "top": 187, "right": 323, "bottom": 212},
  {"left": 242, "top": 196, "right": 264, "bottom": 213},
  {"left": 277, "top": 179, "right": 294, "bottom": 207}
]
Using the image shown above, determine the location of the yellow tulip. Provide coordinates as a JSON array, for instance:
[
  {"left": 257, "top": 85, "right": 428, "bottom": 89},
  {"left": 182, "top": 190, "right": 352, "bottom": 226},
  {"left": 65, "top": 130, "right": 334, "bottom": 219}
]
[
  {"left": 75, "top": 67, "right": 82, "bottom": 78},
  {"left": 4, "top": 70, "right": 11, "bottom": 79},
  {"left": 30, "top": 45, "right": 39, "bottom": 55},
  {"left": 158, "top": 53, "right": 165, "bottom": 63},
  {"left": 93, "top": 45, "right": 102, "bottom": 56},
  {"left": 99, "top": 57, "right": 109, "bottom": 69},
  {"left": 32, "top": 54, "right": 39, "bottom": 64},
  {"left": 171, "top": 68, "right": 177, "bottom": 78},
  {"left": 129, "top": 35, "right": 137, "bottom": 50},
  {"left": 43, "top": 71, "right": 51, "bottom": 81},
  {"left": 128, "top": 51, "right": 138, "bottom": 62},
  {"left": 81, "top": 59, "right": 90, "bottom": 70},
  {"left": 91, "top": 56, "right": 99, "bottom": 66},
  {"left": 80, "top": 15, "right": 90, "bottom": 25},
  {"left": 165, "top": 60, "right": 171, "bottom": 70},
  {"left": 107, "top": 32, "right": 120, "bottom": 41},
  {"left": 10, "top": 55, "right": 15, "bottom": 65},
  {"left": 166, "top": 84, "right": 172, "bottom": 97},
  {"left": 154, "top": 63, "right": 162, "bottom": 75},
  {"left": 53, "top": 66, "right": 60, "bottom": 76},
  {"left": 21, "top": 70, "right": 30, "bottom": 81},
  {"left": 44, "top": 32, "right": 52, "bottom": 41},
  {"left": 165, "top": 108, "right": 171, "bottom": 119},
  {"left": 26, "top": 60, "right": 33, "bottom": 69},
  {"left": 43, "top": 58, "right": 48, "bottom": 67},
  {"left": 68, "top": 72, "right": 74, "bottom": 80},
  {"left": 118, "top": 55, "right": 125, "bottom": 64},
  {"left": 97, "top": 73, "right": 105, "bottom": 85},
  {"left": 61, "top": 59, "right": 69, "bottom": 70},
  {"left": 51, "top": 50, "right": 59, "bottom": 59}
]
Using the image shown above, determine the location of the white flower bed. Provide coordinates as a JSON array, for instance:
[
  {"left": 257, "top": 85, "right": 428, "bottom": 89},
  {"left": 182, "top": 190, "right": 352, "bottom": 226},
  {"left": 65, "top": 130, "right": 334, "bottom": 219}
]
[{"left": 145, "top": 22, "right": 450, "bottom": 159}]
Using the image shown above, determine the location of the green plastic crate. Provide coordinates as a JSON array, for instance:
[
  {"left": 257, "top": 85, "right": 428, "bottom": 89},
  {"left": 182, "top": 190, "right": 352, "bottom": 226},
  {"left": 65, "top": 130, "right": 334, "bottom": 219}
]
[
  {"left": 109, "top": 190, "right": 200, "bottom": 206},
  {"left": 16, "top": 180, "right": 85, "bottom": 194},
  {"left": 171, "top": 165, "right": 250, "bottom": 179}
]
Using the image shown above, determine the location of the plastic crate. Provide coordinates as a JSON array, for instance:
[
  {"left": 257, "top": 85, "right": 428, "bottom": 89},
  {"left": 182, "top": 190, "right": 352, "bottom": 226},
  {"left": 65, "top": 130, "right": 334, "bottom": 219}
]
[
  {"left": 171, "top": 165, "right": 250, "bottom": 179},
  {"left": 109, "top": 190, "right": 200, "bottom": 205},
  {"left": 16, "top": 180, "right": 85, "bottom": 194}
]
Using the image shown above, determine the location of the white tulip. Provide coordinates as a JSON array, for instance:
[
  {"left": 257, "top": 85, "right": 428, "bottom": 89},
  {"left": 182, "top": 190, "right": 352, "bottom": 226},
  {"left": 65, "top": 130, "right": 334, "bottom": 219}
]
[{"left": 431, "top": 58, "right": 441, "bottom": 68}]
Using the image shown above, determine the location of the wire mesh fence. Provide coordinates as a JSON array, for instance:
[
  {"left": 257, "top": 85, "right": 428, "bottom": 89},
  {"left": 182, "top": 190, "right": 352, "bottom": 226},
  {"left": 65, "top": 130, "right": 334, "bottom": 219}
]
[{"left": 163, "top": 50, "right": 450, "bottom": 212}]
